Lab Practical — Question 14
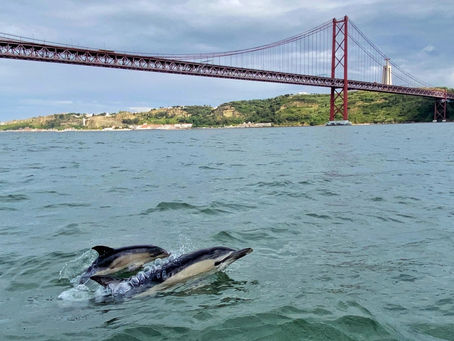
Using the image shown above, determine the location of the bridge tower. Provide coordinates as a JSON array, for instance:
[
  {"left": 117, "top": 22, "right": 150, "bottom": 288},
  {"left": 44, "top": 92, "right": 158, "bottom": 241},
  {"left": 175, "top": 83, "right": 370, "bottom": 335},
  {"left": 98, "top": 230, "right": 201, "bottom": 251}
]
[
  {"left": 382, "top": 58, "right": 392, "bottom": 85},
  {"left": 327, "top": 16, "right": 350, "bottom": 126},
  {"left": 433, "top": 90, "right": 447, "bottom": 122}
]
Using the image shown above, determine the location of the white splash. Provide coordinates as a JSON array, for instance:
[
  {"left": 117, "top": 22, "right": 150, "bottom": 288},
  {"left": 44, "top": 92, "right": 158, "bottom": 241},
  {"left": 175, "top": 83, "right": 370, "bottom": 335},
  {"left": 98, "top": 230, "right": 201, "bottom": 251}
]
[
  {"left": 59, "top": 249, "right": 95, "bottom": 283},
  {"left": 57, "top": 284, "right": 91, "bottom": 302}
]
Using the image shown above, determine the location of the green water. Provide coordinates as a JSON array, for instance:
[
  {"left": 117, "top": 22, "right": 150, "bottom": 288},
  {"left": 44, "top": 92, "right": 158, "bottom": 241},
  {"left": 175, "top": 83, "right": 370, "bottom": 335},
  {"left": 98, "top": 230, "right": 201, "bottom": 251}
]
[{"left": 0, "top": 124, "right": 453, "bottom": 340}]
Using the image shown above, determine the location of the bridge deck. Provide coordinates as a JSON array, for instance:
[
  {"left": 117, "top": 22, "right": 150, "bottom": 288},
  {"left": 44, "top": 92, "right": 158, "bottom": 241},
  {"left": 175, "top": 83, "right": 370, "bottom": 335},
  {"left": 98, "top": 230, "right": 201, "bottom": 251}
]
[{"left": 0, "top": 39, "right": 452, "bottom": 100}]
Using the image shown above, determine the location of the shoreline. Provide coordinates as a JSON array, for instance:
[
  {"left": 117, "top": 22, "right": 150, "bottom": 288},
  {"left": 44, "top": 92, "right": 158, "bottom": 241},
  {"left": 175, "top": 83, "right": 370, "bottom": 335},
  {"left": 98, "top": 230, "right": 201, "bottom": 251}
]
[{"left": 1, "top": 121, "right": 449, "bottom": 133}]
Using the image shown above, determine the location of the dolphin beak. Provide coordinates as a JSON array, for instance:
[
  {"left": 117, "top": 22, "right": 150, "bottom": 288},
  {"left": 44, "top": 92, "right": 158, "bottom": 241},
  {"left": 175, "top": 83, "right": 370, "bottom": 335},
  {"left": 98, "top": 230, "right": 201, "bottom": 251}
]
[
  {"left": 231, "top": 248, "right": 253, "bottom": 260},
  {"left": 215, "top": 248, "right": 253, "bottom": 267}
]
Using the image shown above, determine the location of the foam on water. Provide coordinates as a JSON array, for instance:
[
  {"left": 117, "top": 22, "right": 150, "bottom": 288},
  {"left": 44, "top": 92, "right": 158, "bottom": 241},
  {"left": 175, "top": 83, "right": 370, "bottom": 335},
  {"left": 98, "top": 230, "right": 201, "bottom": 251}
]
[{"left": 57, "top": 284, "right": 92, "bottom": 302}]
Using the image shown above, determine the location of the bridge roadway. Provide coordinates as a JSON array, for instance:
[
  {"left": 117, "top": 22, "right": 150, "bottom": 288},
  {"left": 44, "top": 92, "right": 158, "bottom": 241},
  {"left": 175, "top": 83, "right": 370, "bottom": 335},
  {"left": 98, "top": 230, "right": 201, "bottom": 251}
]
[{"left": 0, "top": 38, "right": 452, "bottom": 101}]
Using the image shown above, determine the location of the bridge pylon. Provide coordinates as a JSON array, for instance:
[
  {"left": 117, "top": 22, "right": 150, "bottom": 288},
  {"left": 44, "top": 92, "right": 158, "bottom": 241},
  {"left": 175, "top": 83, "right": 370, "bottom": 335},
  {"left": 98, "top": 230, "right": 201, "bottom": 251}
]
[
  {"left": 327, "top": 15, "right": 351, "bottom": 126},
  {"left": 433, "top": 90, "right": 447, "bottom": 122}
]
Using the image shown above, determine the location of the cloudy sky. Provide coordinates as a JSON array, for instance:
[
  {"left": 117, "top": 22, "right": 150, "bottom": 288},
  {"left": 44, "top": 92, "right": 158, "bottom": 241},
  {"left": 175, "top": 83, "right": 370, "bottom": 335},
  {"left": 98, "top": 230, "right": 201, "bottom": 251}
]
[{"left": 1, "top": 0, "right": 453, "bottom": 121}]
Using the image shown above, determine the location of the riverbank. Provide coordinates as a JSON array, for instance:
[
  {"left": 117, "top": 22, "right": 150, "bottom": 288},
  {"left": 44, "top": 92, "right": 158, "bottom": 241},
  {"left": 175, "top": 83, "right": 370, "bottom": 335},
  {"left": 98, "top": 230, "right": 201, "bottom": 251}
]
[
  {"left": 13, "top": 121, "right": 454, "bottom": 133},
  {"left": 1, "top": 90, "right": 452, "bottom": 131},
  {"left": 0, "top": 122, "right": 274, "bottom": 132}
]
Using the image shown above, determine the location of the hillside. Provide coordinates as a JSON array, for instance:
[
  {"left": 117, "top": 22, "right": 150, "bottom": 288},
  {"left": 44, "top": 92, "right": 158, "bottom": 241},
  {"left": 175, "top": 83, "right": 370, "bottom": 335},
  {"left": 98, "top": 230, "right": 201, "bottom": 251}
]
[{"left": 1, "top": 90, "right": 452, "bottom": 130}]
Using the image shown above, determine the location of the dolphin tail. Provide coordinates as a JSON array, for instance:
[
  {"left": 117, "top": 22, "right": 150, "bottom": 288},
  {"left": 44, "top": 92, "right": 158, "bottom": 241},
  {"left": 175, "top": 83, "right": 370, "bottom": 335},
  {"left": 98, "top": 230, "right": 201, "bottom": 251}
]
[{"left": 90, "top": 275, "right": 121, "bottom": 287}]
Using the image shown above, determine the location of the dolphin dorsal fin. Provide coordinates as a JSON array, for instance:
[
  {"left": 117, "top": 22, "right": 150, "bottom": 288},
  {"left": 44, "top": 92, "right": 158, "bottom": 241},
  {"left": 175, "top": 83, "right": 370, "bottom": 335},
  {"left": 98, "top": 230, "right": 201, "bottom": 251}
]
[
  {"left": 90, "top": 275, "right": 119, "bottom": 287},
  {"left": 92, "top": 245, "right": 115, "bottom": 257}
]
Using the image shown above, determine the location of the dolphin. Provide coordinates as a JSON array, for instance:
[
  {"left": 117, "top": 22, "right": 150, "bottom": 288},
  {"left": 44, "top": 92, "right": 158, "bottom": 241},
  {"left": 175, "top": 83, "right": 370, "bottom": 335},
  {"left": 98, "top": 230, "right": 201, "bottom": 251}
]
[
  {"left": 79, "top": 245, "right": 170, "bottom": 284},
  {"left": 90, "top": 246, "right": 253, "bottom": 297}
]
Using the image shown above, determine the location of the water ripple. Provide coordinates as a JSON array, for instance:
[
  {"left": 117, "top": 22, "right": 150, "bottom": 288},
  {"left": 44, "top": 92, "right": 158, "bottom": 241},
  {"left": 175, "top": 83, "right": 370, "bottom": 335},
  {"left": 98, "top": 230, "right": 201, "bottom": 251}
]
[
  {"left": 42, "top": 203, "right": 91, "bottom": 209},
  {"left": 0, "top": 194, "right": 29, "bottom": 202}
]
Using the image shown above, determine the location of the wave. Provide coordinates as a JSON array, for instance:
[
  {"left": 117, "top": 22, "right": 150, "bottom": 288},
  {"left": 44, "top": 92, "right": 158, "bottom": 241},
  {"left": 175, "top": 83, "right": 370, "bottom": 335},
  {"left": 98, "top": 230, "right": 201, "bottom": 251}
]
[
  {"left": 0, "top": 207, "right": 17, "bottom": 211},
  {"left": 212, "top": 229, "right": 273, "bottom": 243},
  {"left": 41, "top": 203, "right": 91, "bottom": 209},
  {"left": 199, "top": 165, "right": 222, "bottom": 170},
  {"left": 102, "top": 308, "right": 397, "bottom": 341},
  {"left": 53, "top": 223, "right": 87, "bottom": 237},
  {"left": 141, "top": 201, "right": 255, "bottom": 216},
  {"left": 0, "top": 194, "right": 29, "bottom": 202},
  {"left": 248, "top": 180, "right": 294, "bottom": 187}
]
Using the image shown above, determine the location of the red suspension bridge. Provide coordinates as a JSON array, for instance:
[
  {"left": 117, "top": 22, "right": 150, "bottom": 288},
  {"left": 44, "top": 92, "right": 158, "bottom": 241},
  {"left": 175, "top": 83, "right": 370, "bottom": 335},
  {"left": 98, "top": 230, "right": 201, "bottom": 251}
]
[{"left": 0, "top": 16, "right": 452, "bottom": 123}]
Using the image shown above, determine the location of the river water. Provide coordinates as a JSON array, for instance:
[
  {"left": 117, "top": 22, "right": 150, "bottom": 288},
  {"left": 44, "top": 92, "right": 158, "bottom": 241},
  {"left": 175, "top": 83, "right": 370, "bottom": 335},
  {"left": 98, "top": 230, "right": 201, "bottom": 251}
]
[{"left": 0, "top": 124, "right": 453, "bottom": 340}]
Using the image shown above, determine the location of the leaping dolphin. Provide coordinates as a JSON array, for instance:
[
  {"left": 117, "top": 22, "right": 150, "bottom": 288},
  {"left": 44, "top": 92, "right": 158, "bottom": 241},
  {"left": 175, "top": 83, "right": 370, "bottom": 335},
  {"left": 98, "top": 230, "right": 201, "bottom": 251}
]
[
  {"left": 79, "top": 245, "right": 170, "bottom": 284},
  {"left": 91, "top": 246, "right": 253, "bottom": 297}
]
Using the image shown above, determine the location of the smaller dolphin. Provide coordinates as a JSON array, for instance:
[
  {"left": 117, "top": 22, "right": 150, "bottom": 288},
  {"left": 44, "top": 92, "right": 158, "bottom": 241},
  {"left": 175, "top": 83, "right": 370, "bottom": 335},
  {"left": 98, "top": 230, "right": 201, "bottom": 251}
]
[
  {"left": 79, "top": 245, "right": 170, "bottom": 284},
  {"left": 91, "top": 246, "right": 253, "bottom": 297}
]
